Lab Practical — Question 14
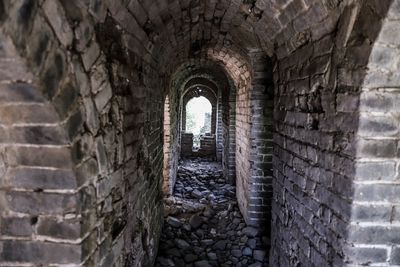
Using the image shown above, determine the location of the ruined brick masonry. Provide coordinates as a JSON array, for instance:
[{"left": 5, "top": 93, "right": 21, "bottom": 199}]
[{"left": 0, "top": 0, "right": 399, "bottom": 266}]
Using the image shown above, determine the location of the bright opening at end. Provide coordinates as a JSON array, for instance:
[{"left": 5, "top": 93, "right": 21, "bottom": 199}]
[{"left": 185, "top": 96, "right": 212, "bottom": 149}]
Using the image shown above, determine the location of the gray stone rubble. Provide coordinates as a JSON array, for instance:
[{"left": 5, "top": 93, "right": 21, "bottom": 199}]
[{"left": 156, "top": 159, "right": 270, "bottom": 267}]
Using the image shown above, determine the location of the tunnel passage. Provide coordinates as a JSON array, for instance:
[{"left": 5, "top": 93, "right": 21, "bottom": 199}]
[
  {"left": 156, "top": 158, "right": 271, "bottom": 266},
  {"left": 164, "top": 53, "right": 275, "bottom": 230},
  {"left": 1, "top": 0, "right": 400, "bottom": 266}
]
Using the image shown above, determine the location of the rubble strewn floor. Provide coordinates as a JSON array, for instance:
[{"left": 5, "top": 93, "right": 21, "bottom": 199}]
[{"left": 155, "top": 158, "right": 270, "bottom": 267}]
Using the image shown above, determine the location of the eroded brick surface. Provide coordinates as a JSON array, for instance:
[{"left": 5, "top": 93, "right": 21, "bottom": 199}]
[{"left": 0, "top": 0, "right": 398, "bottom": 266}]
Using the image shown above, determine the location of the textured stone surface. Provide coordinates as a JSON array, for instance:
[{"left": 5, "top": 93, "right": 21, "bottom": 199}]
[
  {"left": 0, "top": 0, "right": 398, "bottom": 266},
  {"left": 156, "top": 159, "right": 270, "bottom": 266}
]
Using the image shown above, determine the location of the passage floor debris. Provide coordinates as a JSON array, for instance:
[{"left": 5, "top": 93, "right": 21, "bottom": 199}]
[{"left": 156, "top": 159, "right": 270, "bottom": 267}]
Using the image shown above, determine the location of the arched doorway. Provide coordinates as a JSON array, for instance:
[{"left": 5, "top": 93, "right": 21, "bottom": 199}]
[
  {"left": 181, "top": 86, "right": 217, "bottom": 158},
  {"left": 185, "top": 96, "right": 212, "bottom": 150}
]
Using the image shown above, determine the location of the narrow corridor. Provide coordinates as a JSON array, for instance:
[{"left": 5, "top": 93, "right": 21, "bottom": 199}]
[
  {"left": 2, "top": 1, "right": 399, "bottom": 266},
  {"left": 156, "top": 159, "right": 270, "bottom": 267}
]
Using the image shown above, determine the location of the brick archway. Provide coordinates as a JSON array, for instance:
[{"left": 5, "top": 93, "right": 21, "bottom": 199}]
[{"left": 0, "top": 33, "right": 81, "bottom": 265}]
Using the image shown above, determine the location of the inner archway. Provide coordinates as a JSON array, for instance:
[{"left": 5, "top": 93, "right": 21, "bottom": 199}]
[{"left": 156, "top": 50, "right": 274, "bottom": 265}]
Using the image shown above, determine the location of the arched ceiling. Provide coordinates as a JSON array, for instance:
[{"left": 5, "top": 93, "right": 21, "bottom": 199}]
[
  {"left": 103, "top": 0, "right": 340, "bottom": 81},
  {"left": 171, "top": 60, "right": 239, "bottom": 96},
  {"left": 63, "top": 0, "right": 341, "bottom": 91},
  {"left": 124, "top": 0, "right": 335, "bottom": 55},
  {"left": 185, "top": 77, "right": 219, "bottom": 95},
  {"left": 182, "top": 85, "right": 217, "bottom": 107}
]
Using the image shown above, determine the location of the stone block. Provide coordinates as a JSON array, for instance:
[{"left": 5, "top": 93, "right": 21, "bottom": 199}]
[
  {"left": 357, "top": 139, "right": 397, "bottom": 158},
  {"left": 52, "top": 82, "right": 79, "bottom": 118},
  {"left": 0, "top": 240, "right": 80, "bottom": 264},
  {"left": 6, "top": 191, "right": 78, "bottom": 215},
  {"left": 352, "top": 204, "right": 391, "bottom": 222},
  {"left": 0, "top": 216, "right": 32, "bottom": 237},
  {"left": 7, "top": 146, "right": 73, "bottom": 169},
  {"left": 0, "top": 104, "right": 58, "bottom": 125},
  {"left": 354, "top": 184, "right": 400, "bottom": 202},
  {"left": 94, "top": 82, "right": 113, "bottom": 113},
  {"left": 391, "top": 246, "right": 400, "bottom": 264},
  {"left": 83, "top": 97, "right": 100, "bottom": 134},
  {"left": 349, "top": 225, "right": 400, "bottom": 244},
  {"left": 355, "top": 161, "right": 396, "bottom": 181},
  {"left": 0, "top": 82, "right": 44, "bottom": 103},
  {"left": 10, "top": 125, "right": 68, "bottom": 145},
  {"left": 346, "top": 247, "right": 387, "bottom": 265},
  {"left": 82, "top": 41, "right": 100, "bottom": 71},
  {"left": 43, "top": 0, "right": 73, "bottom": 47},
  {"left": 5, "top": 167, "right": 77, "bottom": 190}
]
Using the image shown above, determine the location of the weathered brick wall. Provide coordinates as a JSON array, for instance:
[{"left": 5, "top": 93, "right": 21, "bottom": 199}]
[
  {"left": 347, "top": 0, "right": 400, "bottom": 265},
  {"left": 270, "top": 1, "right": 394, "bottom": 266},
  {"left": 0, "top": 33, "right": 82, "bottom": 265},
  {"left": 163, "top": 76, "right": 181, "bottom": 197},
  {"left": 2, "top": 0, "right": 399, "bottom": 266},
  {"left": 217, "top": 88, "right": 224, "bottom": 162},
  {"left": 235, "top": 74, "right": 253, "bottom": 225},
  {"left": 221, "top": 81, "right": 236, "bottom": 184},
  {"left": 181, "top": 133, "right": 194, "bottom": 157},
  {"left": 247, "top": 52, "right": 274, "bottom": 227},
  {"left": 197, "top": 134, "right": 217, "bottom": 157},
  {"left": 234, "top": 52, "right": 275, "bottom": 227},
  {"left": 0, "top": 1, "right": 164, "bottom": 266},
  {"left": 227, "top": 88, "right": 237, "bottom": 183},
  {"left": 271, "top": 26, "right": 351, "bottom": 267}
]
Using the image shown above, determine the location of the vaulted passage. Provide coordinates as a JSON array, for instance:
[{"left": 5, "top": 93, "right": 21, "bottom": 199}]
[{"left": 1, "top": 0, "right": 400, "bottom": 266}]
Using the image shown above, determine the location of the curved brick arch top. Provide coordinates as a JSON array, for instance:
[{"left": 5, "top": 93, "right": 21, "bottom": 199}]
[
  {"left": 167, "top": 48, "right": 251, "bottom": 93},
  {"left": 184, "top": 77, "right": 219, "bottom": 96},
  {"left": 0, "top": 34, "right": 81, "bottom": 264},
  {"left": 183, "top": 85, "right": 218, "bottom": 104},
  {"left": 175, "top": 68, "right": 231, "bottom": 97},
  {"left": 117, "top": 0, "right": 342, "bottom": 63}
]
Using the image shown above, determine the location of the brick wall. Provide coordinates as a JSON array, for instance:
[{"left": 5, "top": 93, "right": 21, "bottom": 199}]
[
  {"left": 248, "top": 52, "right": 274, "bottom": 227},
  {"left": 235, "top": 70, "right": 253, "bottom": 225},
  {"left": 348, "top": 0, "right": 400, "bottom": 265},
  {"left": 271, "top": 25, "right": 350, "bottom": 267},
  {"left": 270, "top": 1, "right": 394, "bottom": 266},
  {"left": 181, "top": 133, "right": 194, "bottom": 157},
  {"left": 222, "top": 80, "right": 236, "bottom": 184},
  {"left": 2, "top": 0, "right": 399, "bottom": 266},
  {"left": 0, "top": 33, "right": 82, "bottom": 265},
  {"left": 0, "top": 1, "right": 164, "bottom": 266}
]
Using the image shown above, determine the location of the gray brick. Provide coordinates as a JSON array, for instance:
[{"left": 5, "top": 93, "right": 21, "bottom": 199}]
[
  {"left": 347, "top": 247, "right": 388, "bottom": 265},
  {"left": 0, "top": 240, "right": 80, "bottom": 264}
]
